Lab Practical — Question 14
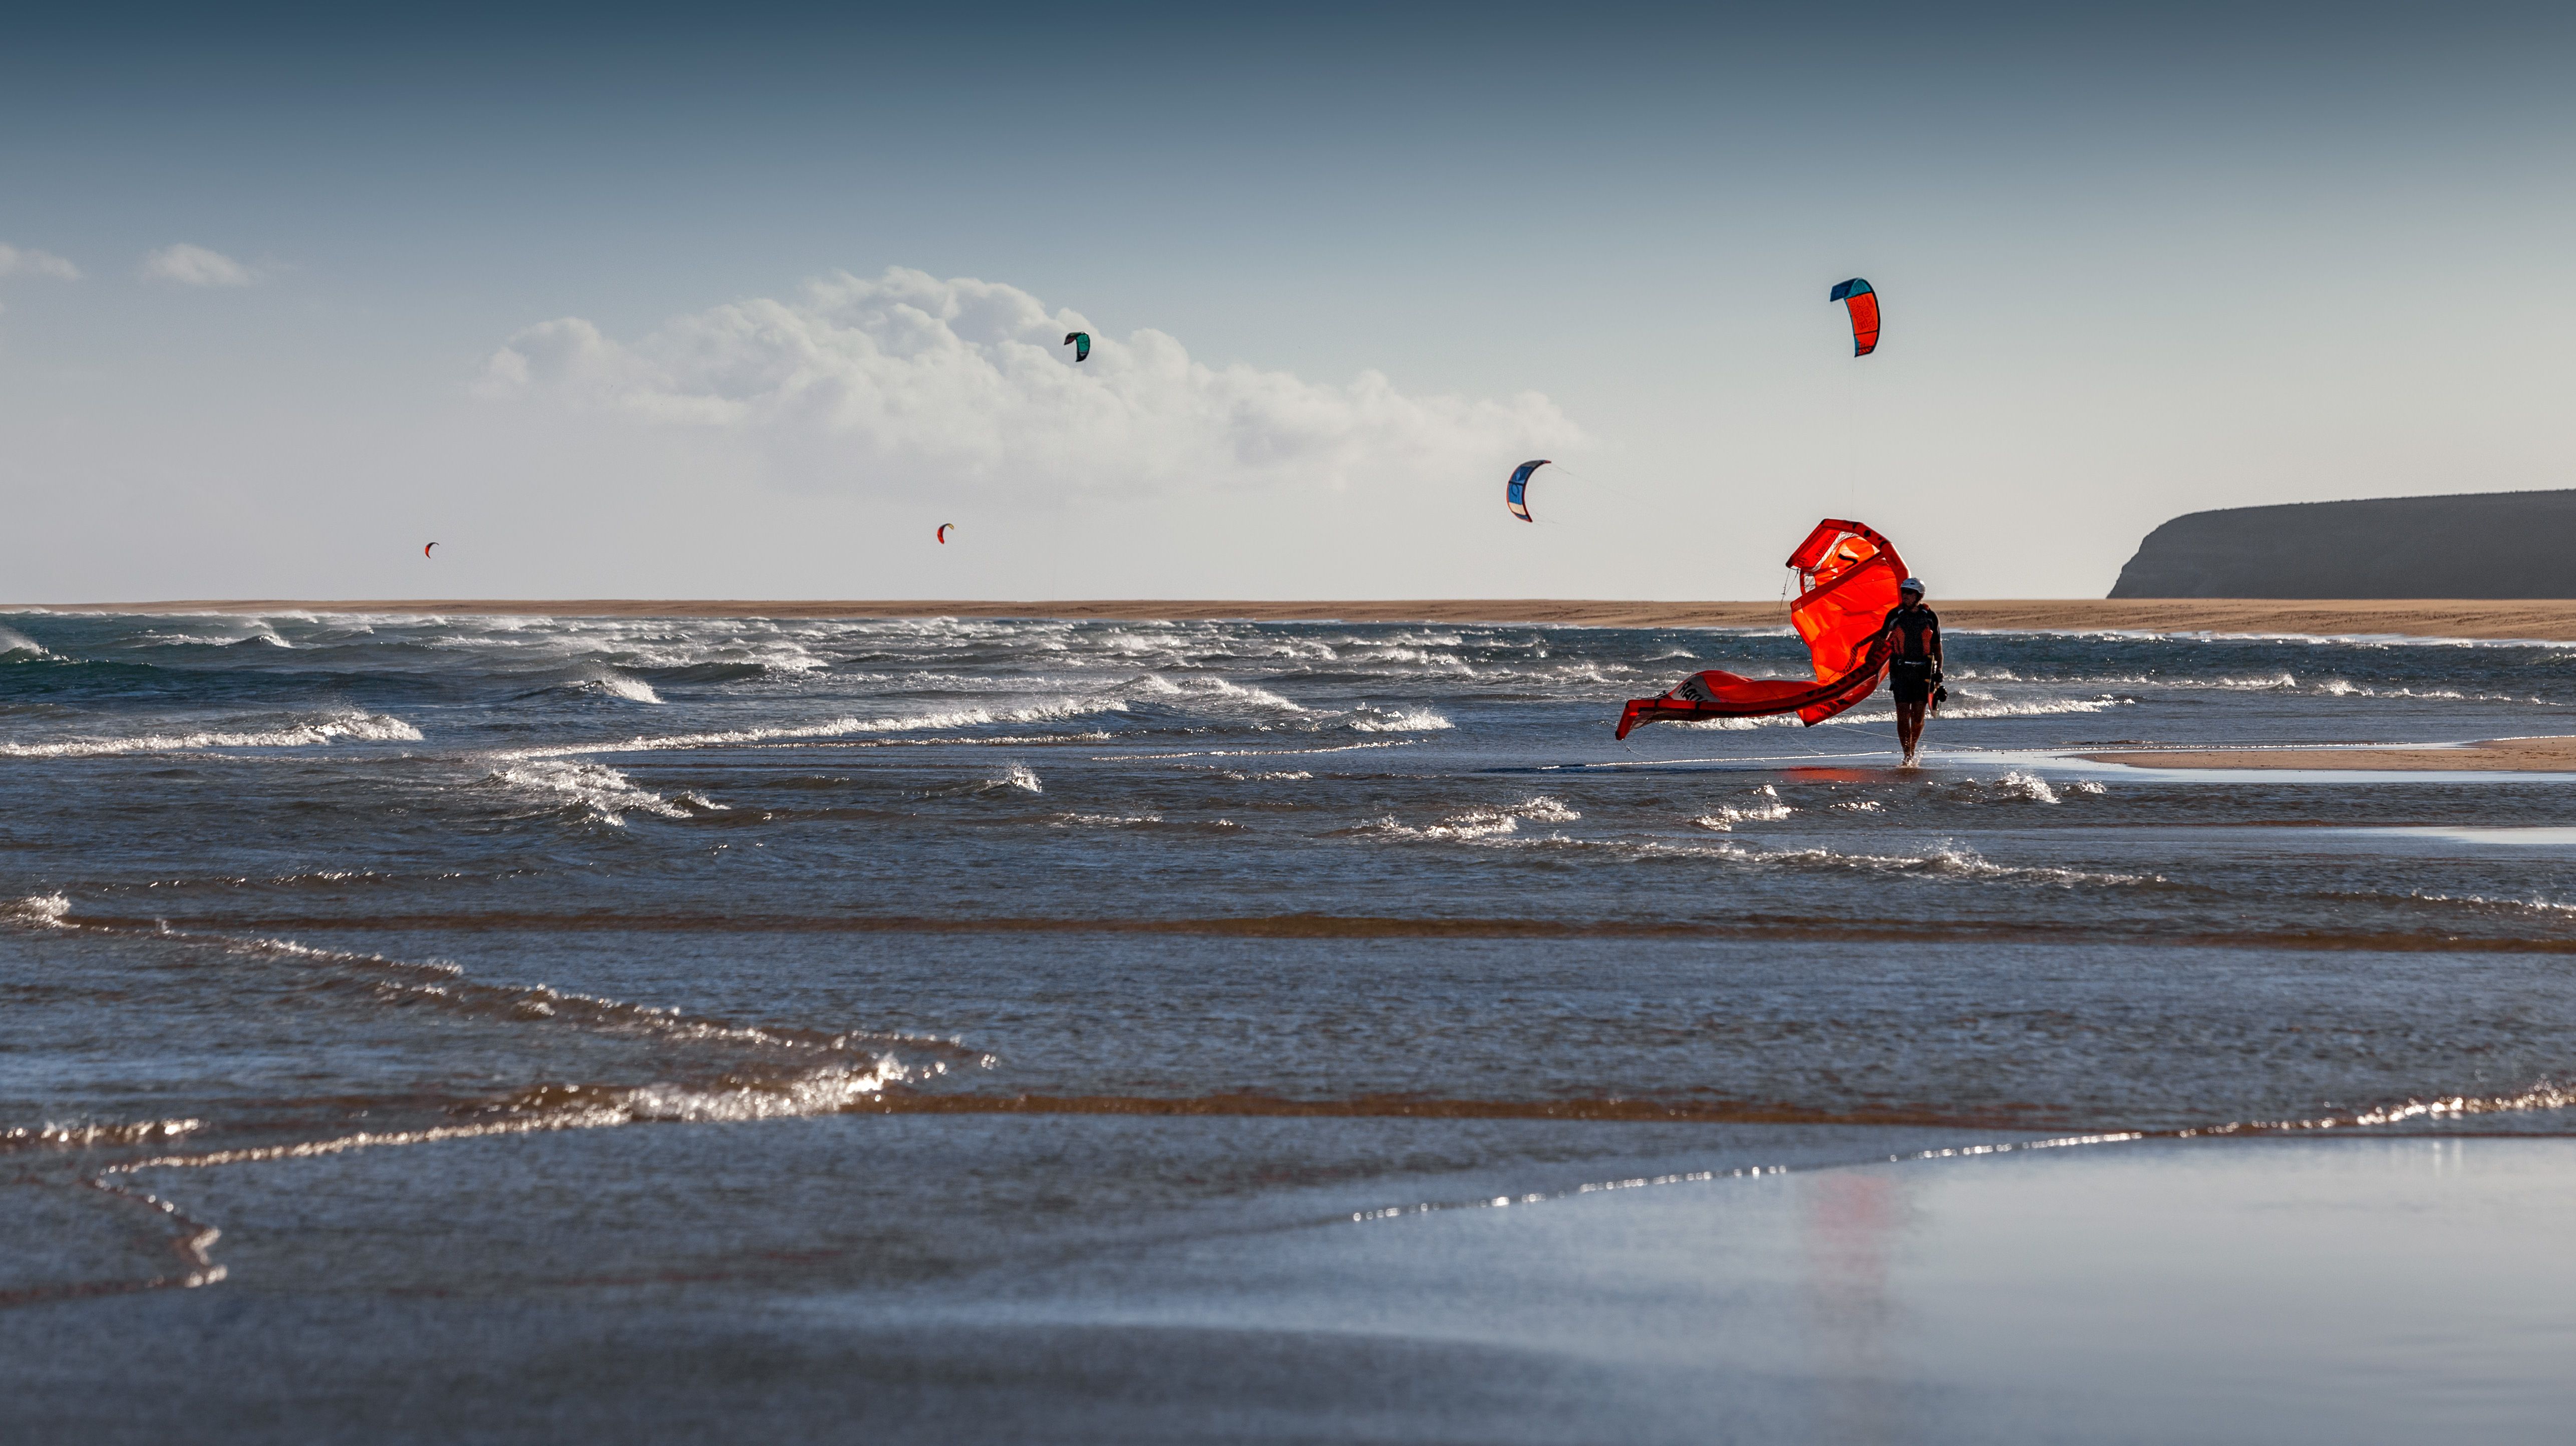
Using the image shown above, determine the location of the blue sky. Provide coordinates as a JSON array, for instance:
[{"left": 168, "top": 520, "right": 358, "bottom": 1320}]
[{"left": 4, "top": 3, "right": 2571, "bottom": 600}]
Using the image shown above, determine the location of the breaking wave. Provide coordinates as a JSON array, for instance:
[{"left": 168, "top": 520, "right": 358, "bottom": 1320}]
[
  {"left": 1343, "top": 705, "right": 1454, "bottom": 733},
  {"left": 487, "top": 760, "right": 725, "bottom": 826},
  {"left": 1130, "top": 673, "right": 1307, "bottom": 713},
  {"left": 1337, "top": 796, "right": 1578, "bottom": 842},
  {"left": 1950, "top": 771, "right": 2107, "bottom": 806},
  {"left": 1692, "top": 785, "right": 1794, "bottom": 831},
  {"left": 0, "top": 625, "right": 55, "bottom": 660},
  {"left": 0, "top": 709, "right": 422, "bottom": 758},
  {"left": 561, "top": 671, "right": 664, "bottom": 704},
  {"left": 923, "top": 764, "right": 1046, "bottom": 798}
]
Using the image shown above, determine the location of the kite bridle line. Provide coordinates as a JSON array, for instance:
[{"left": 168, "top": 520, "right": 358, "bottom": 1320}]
[{"left": 1843, "top": 351, "right": 1860, "bottom": 515}]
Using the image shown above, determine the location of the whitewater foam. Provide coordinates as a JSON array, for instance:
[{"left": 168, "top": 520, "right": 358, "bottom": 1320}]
[
  {"left": 1490, "top": 835, "right": 2158, "bottom": 888},
  {"left": 925, "top": 764, "right": 1046, "bottom": 799},
  {"left": 488, "top": 760, "right": 721, "bottom": 826},
  {"left": 0, "top": 710, "right": 422, "bottom": 758},
  {"left": 1131, "top": 673, "right": 1309, "bottom": 712},
  {"left": 1341, "top": 795, "right": 1578, "bottom": 842},
  {"left": 4, "top": 892, "right": 73, "bottom": 927},
  {"left": 1692, "top": 786, "right": 1794, "bottom": 831},
  {"left": 1344, "top": 705, "right": 1454, "bottom": 733},
  {"left": 568, "top": 672, "right": 664, "bottom": 704},
  {"left": 1950, "top": 771, "right": 2108, "bottom": 806}
]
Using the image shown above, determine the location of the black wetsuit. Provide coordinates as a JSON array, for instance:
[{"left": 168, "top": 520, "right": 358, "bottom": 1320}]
[{"left": 1884, "top": 603, "right": 1941, "bottom": 704}]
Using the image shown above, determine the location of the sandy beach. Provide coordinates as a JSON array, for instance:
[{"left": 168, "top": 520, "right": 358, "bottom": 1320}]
[
  {"left": 30, "top": 597, "right": 2576, "bottom": 640},
  {"left": 2085, "top": 735, "right": 2576, "bottom": 772}
]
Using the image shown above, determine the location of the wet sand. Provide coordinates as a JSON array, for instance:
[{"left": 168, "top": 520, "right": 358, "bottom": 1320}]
[
  {"left": 2087, "top": 736, "right": 2576, "bottom": 772},
  {"left": 11, "top": 1131, "right": 2569, "bottom": 1442},
  {"left": 29, "top": 597, "right": 2576, "bottom": 640}
]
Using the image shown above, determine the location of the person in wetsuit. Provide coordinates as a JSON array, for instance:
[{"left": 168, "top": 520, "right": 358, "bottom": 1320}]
[{"left": 1884, "top": 578, "right": 1943, "bottom": 766}]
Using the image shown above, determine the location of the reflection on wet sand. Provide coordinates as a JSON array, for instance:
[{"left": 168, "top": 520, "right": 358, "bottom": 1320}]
[{"left": 1804, "top": 1171, "right": 1906, "bottom": 1445}]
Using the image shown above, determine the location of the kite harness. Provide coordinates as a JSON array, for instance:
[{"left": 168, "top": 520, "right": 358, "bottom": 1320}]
[{"left": 1885, "top": 602, "right": 1942, "bottom": 707}]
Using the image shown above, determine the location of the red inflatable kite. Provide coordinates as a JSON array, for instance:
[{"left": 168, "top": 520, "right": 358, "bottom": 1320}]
[
  {"left": 1829, "top": 278, "right": 1880, "bottom": 357},
  {"left": 1616, "top": 519, "right": 1908, "bottom": 738}
]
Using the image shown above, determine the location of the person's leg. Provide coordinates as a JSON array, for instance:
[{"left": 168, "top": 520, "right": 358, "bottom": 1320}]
[{"left": 1895, "top": 697, "right": 1924, "bottom": 762}]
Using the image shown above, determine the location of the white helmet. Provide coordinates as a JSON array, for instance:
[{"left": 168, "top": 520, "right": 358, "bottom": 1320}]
[{"left": 1899, "top": 577, "right": 1926, "bottom": 596}]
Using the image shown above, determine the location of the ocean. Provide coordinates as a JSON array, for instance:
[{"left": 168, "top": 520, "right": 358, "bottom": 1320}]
[{"left": 6, "top": 609, "right": 2574, "bottom": 1440}]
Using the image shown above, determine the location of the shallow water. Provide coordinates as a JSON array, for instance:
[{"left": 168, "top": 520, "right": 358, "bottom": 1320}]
[{"left": 5, "top": 611, "right": 2573, "bottom": 1436}]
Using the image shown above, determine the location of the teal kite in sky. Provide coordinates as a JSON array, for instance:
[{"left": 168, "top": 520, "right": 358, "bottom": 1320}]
[{"left": 1505, "top": 460, "right": 1550, "bottom": 523}]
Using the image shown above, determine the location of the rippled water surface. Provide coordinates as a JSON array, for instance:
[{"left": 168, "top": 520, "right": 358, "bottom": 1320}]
[{"left": 7, "top": 610, "right": 2574, "bottom": 1438}]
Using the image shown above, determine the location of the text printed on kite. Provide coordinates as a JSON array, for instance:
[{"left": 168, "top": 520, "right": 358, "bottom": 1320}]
[
  {"left": 1829, "top": 278, "right": 1880, "bottom": 357},
  {"left": 1615, "top": 519, "right": 1908, "bottom": 737},
  {"left": 1504, "top": 460, "right": 1551, "bottom": 523},
  {"left": 1063, "top": 331, "right": 1091, "bottom": 363}
]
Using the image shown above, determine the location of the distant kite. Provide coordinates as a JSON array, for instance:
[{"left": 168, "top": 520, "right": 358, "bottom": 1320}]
[
  {"left": 936, "top": 523, "right": 954, "bottom": 544},
  {"left": 1064, "top": 331, "right": 1091, "bottom": 363},
  {"left": 1829, "top": 278, "right": 1880, "bottom": 356},
  {"left": 1505, "top": 460, "right": 1551, "bottom": 523},
  {"left": 423, "top": 542, "right": 438, "bottom": 558}
]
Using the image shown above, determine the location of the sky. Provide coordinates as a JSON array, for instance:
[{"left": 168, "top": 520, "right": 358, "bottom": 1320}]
[{"left": 3, "top": 2, "right": 2572, "bottom": 602}]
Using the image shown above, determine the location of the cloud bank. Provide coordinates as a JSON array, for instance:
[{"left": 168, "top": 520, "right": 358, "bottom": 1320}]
[
  {"left": 479, "top": 267, "right": 1576, "bottom": 497},
  {"left": 0, "top": 244, "right": 80, "bottom": 280},
  {"left": 141, "top": 243, "right": 256, "bottom": 286}
]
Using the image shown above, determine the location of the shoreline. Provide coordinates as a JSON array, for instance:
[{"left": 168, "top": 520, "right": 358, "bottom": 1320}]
[
  {"left": 2083, "top": 735, "right": 2576, "bottom": 772},
  {"left": 21, "top": 598, "right": 2576, "bottom": 640}
]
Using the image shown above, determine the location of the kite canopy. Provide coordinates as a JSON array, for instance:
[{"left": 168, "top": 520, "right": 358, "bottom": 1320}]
[
  {"left": 936, "top": 523, "right": 954, "bottom": 544},
  {"left": 1615, "top": 519, "right": 1908, "bottom": 737},
  {"left": 1064, "top": 331, "right": 1091, "bottom": 362},
  {"left": 1505, "top": 459, "right": 1550, "bottom": 523},
  {"left": 423, "top": 542, "right": 437, "bottom": 558},
  {"left": 1829, "top": 278, "right": 1880, "bottom": 356}
]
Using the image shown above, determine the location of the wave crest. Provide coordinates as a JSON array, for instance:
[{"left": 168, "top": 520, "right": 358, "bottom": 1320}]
[
  {"left": 0, "top": 709, "right": 422, "bottom": 759},
  {"left": 487, "top": 760, "right": 725, "bottom": 826}
]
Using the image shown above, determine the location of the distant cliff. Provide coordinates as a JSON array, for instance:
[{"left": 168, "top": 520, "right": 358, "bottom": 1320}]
[{"left": 2109, "top": 490, "right": 2576, "bottom": 598}]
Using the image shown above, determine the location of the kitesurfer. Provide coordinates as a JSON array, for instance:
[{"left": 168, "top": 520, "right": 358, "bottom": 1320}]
[
  {"left": 1884, "top": 578, "right": 1943, "bottom": 766},
  {"left": 1614, "top": 520, "right": 1908, "bottom": 738}
]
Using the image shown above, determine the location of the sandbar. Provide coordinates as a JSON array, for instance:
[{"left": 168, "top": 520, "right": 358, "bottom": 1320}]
[
  {"left": 2086, "top": 736, "right": 2576, "bottom": 772},
  {"left": 25, "top": 597, "right": 2576, "bottom": 641}
]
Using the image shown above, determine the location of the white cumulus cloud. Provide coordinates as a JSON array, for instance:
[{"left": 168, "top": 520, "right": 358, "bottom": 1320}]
[
  {"left": 478, "top": 266, "right": 1577, "bottom": 497},
  {"left": 0, "top": 244, "right": 81, "bottom": 280},
  {"left": 141, "top": 243, "right": 256, "bottom": 286}
]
